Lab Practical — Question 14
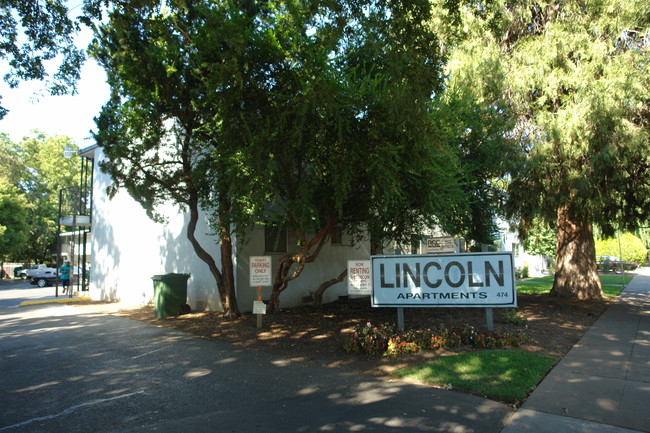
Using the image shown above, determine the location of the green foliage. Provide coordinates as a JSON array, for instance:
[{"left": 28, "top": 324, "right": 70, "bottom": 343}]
[
  {"left": 596, "top": 233, "right": 647, "bottom": 265},
  {"left": 450, "top": 0, "right": 650, "bottom": 298},
  {"left": 0, "top": 133, "right": 81, "bottom": 261},
  {"left": 517, "top": 274, "right": 631, "bottom": 297},
  {"left": 433, "top": 22, "right": 521, "bottom": 243},
  {"left": 394, "top": 350, "right": 557, "bottom": 403},
  {"left": 0, "top": 1, "right": 88, "bottom": 117},
  {"left": 91, "top": 1, "right": 276, "bottom": 316},
  {"left": 343, "top": 322, "right": 528, "bottom": 357},
  {"left": 91, "top": 0, "right": 486, "bottom": 313},
  {"left": 500, "top": 309, "right": 528, "bottom": 326},
  {"left": 249, "top": 0, "right": 469, "bottom": 247},
  {"left": 0, "top": 180, "right": 30, "bottom": 260},
  {"left": 520, "top": 217, "right": 556, "bottom": 257},
  {"left": 499, "top": 0, "right": 650, "bottom": 235}
]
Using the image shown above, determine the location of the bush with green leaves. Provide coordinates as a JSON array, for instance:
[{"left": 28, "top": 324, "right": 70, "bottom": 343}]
[
  {"left": 596, "top": 233, "right": 647, "bottom": 265},
  {"left": 500, "top": 309, "right": 528, "bottom": 325},
  {"left": 344, "top": 322, "right": 528, "bottom": 357}
]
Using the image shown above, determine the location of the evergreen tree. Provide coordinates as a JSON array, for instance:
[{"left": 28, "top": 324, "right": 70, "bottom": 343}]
[{"left": 457, "top": 0, "right": 650, "bottom": 299}]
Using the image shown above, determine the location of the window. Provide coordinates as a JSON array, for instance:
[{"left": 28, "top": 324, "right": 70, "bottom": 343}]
[
  {"left": 331, "top": 226, "right": 343, "bottom": 246},
  {"left": 265, "top": 227, "right": 288, "bottom": 253},
  {"left": 512, "top": 243, "right": 520, "bottom": 256}
]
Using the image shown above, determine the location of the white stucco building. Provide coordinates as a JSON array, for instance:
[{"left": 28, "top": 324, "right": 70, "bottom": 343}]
[
  {"left": 82, "top": 145, "right": 370, "bottom": 312},
  {"left": 497, "top": 220, "right": 550, "bottom": 278},
  {"left": 80, "top": 143, "right": 546, "bottom": 312}
]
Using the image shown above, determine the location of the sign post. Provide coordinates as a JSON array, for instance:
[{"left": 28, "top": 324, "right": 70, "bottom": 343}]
[{"left": 250, "top": 256, "right": 272, "bottom": 330}]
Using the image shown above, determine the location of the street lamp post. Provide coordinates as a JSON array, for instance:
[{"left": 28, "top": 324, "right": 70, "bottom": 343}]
[
  {"left": 55, "top": 146, "right": 93, "bottom": 297},
  {"left": 55, "top": 186, "right": 77, "bottom": 298},
  {"left": 56, "top": 147, "right": 75, "bottom": 298}
]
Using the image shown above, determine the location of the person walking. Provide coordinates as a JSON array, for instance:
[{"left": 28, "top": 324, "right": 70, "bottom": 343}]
[{"left": 60, "top": 260, "right": 71, "bottom": 294}]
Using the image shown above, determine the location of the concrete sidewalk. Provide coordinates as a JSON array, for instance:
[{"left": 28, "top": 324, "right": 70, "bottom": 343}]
[{"left": 502, "top": 268, "right": 650, "bottom": 433}]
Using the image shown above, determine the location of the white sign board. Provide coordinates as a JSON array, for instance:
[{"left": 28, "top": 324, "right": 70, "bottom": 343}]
[
  {"left": 249, "top": 256, "right": 272, "bottom": 287},
  {"left": 253, "top": 300, "right": 267, "bottom": 315},
  {"left": 347, "top": 260, "right": 372, "bottom": 295},
  {"left": 426, "top": 236, "right": 456, "bottom": 254},
  {"left": 371, "top": 252, "right": 516, "bottom": 307}
]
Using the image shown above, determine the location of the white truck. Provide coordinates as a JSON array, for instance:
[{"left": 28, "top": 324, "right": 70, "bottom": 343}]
[{"left": 20, "top": 264, "right": 57, "bottom": 280}]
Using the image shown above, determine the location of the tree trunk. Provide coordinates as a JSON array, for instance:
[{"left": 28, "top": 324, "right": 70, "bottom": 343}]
[
  {"left": 185, "top": 197, "right": 240, "bottom": 318},
  {"left": 268, "top": 217, "right": 335, "bottom": 313},
  {"left": 550, "top": 204, "right": 603, "bottom": 299},
  {"left": 312, "top": 269, "right": 347, "bottom": 309},
  {"left": 219, "top": 232, "right": 241, "bottom": 319},
  {"left": 268, "top": 255, "right": 294, "bottom": 314}
]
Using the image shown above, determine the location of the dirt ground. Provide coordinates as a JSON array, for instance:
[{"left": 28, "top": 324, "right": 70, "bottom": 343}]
[{"left": 109, "top": 292, "right": 612, "bottom": 380}]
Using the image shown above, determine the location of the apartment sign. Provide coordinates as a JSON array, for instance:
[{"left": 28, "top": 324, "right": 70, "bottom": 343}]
[
  {"left": 347, "top": 260, "right": 372, "bottom": 295},
  {"left": 371, "top": 252, "right": 516, "bottom": 307}
]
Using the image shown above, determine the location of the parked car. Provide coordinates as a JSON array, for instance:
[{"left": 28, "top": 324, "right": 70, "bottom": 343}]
[
  {"left": 29, "top": 269, "right": 58, "bottom": 287},
  {"left": 595, "top": 256, "right": 638, "bottom": 274}
]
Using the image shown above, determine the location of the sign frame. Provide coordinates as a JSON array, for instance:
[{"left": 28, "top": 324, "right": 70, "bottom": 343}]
[{"left": 371, "top": 252, "right": 516, "bottom": 308}]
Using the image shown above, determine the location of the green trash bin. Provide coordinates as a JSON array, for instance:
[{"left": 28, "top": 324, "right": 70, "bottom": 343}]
[{"left": 152, "top": 273, "right": 191, "bottom": 318}]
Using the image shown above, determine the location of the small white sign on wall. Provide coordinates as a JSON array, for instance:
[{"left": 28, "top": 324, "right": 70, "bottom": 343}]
[
  {"left": 253, "top": 300, "right": 267, "bottom": 315},
  {"left": 426, "top": 236, "right": 456, "bottom": 254},
  {"left": 347, "top": 260, "right": 372, "bottom": 295},
  {"left": 250, "top": 256, "right": 272, "bottom": 287}
]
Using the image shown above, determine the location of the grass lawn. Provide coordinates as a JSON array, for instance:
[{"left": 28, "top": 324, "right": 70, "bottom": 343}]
[
  {"left": 516, "top": 273, "right": 633, "bottom": 297},
  {"left": 392, "top": 272, "right": 636, "bottom": 403},
  {"left": 394, "top": 350, "right": 556, "bottom": 403}
]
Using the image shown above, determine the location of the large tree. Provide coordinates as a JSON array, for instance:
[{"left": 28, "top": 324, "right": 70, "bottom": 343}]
[
  {"left": 243, "top": 0, "right": 479, "bottom": 312},
  {"left": 457, "top": 0, "right": 650, "bottom": 299},
  {"left": 0, "top": 180, "right": 29, "bottom": 265},
  {"left": 91, "top": 0, "right": 277, "bottom": 318},
  {"left": 0, "top": 132, "right": 81, "bottom": 262},
  {"left": 92, "top": 0, "right": 472, "bottom": 315}
]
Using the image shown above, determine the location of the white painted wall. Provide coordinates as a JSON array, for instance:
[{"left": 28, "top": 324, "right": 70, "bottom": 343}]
[
  {"left": 88, "top": 147, "right": 223, "bottom": 310},
  {"left": 87, "top": 147, "right": 372, "bottom": 312},
  {"left": 499, "top": 224, "right": 549, "bottom": 278},
  {"left": 236, "top": 229, "right": 371, "bottom": 312}
]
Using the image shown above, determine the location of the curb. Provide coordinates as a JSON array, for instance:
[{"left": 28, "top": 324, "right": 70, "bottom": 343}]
[{"left": 19, "top": 297, "right": 91, "bottom": 307}]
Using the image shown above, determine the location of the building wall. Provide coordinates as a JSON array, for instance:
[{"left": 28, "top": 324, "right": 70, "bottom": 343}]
[
  {"left": 88, "top": 147, "right": 372, "bottom": 312},
  {"left": 499, "top": 225, "right": 549, "bottom": 278},
  {"left": 88, "top": 148, "right": 223, "bottom": 310},
  {"left": 236, "top": 229, "right": 371, "bottom": 312}
]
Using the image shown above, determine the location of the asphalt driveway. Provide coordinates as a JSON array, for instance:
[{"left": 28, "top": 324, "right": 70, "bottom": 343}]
[{"left": 0, "top": 280, "right": 512, "bottom": 433}]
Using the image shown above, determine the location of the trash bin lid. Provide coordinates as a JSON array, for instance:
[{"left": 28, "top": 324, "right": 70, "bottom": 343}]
[{"left": 151, "top": 273, "right": 191, "bottom": 281}]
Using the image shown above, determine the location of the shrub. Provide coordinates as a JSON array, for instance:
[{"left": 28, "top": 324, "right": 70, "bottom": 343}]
[
  {"left": 500, "top": 309, "right": 528, "bottom": 325},
  {"left": 596, "top": 233, "right": 647, "bottom": 265},
  {"left": 515, "top": 264, "right": 529, "bottom": 279},
  {"left": 343, "top": 322, "right": 529, "bottom": 357},
  {"left": 343, "top": 322, "right": 395, "bottom": 356}
]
